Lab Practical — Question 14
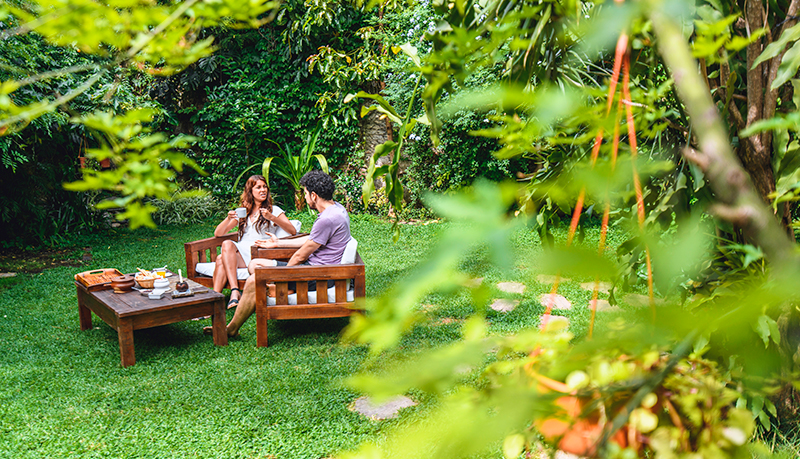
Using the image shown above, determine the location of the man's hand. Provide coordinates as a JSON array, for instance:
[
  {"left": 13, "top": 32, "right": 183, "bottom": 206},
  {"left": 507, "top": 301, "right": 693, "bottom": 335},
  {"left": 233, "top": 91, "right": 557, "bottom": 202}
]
[{"left": 253, "top": 233, "right": 278, "bottom": 249}]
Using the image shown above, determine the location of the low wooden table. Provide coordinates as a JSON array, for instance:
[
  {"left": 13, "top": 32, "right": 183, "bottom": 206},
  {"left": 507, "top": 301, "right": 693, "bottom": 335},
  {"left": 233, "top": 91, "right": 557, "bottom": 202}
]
[{"left": 76, "top": 278, "right": 227, "bottom": 367}]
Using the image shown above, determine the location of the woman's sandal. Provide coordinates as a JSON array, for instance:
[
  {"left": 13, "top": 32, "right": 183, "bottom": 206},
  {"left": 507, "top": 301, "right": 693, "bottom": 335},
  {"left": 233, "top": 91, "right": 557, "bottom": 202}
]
[
  {"left": 203, "top": 326, "right": 239, "bottom": 338},
  {"left": 227, "top": 287, "right": 241, "bottom": 309}
]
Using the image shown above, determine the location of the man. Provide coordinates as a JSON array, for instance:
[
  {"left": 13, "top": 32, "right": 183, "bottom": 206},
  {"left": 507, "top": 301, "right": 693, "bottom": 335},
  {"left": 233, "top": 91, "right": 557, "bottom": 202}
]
[{"left": 206, "top": 170, "right": 350, "bottom": 337}]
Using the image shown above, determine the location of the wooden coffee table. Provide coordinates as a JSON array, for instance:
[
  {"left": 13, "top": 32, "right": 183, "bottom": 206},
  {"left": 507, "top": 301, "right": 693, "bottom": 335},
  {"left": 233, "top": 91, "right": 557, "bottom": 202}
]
[{"left": 76, "top": 278, "right": 227, "bottom": 367}]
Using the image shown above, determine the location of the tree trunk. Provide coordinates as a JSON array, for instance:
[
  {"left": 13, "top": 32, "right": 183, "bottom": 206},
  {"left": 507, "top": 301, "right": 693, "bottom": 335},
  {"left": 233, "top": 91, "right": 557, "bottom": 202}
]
[
  {"left": 736, "top": 0, "right": 793, "bottom": 232},
  {"left": 359, "top": 79, "right": 393, "bottom": 174},
  {"left": 293, "top": 188, "right": 306, "bottom": 212}
]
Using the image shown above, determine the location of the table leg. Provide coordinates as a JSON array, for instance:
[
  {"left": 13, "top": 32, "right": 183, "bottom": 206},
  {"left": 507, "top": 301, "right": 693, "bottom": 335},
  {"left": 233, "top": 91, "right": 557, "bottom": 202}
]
[
  {"left": 77, "top": 287, "right": 93, "bottom": 331},
  {"left": 79, "top": 303, "right": 93, "bottom": 331},
  {"left": 211, "top": 298, "right": 228, "bottom": 346},
  {"left": 118, "top": 319, "right": 136, "bottom": 367}
]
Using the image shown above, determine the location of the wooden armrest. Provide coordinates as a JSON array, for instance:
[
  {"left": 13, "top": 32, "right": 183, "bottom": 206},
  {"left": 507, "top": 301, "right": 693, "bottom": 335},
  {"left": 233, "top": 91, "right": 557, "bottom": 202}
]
[{"left": 248, "top": 233, "right": 309, "bottom": 262}]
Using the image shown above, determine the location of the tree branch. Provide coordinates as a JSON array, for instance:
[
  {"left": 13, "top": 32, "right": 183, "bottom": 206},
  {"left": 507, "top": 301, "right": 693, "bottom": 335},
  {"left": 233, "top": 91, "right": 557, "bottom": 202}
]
[{"left": 649, "top": 6, "right": 798, "bottom": 269}]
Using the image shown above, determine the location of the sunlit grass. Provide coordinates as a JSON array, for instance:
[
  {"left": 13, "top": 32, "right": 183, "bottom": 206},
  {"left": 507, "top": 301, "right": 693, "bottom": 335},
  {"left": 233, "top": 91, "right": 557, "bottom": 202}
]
[{"left": 0, "top": 213, "right": 646, "bottom": 458}]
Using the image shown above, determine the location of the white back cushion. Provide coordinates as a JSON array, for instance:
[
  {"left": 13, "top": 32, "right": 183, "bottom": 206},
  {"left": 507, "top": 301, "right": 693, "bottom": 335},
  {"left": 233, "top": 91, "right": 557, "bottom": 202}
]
[
  {"left": 341, "top": 237, "right": 358, "bottom": 264},
  {"left": 267, "top": 286, "right": 355, "bottom": 305},
  {"left": 273, "top": 219, "right": 302, "bottom": 239}
]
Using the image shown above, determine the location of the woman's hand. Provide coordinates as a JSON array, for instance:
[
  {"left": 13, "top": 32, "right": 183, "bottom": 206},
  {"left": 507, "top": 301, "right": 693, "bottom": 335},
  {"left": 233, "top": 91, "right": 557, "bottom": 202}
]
[
  {"left": 259, "top": 207, "right": 275, "bottom": 222},
  {"left": 227, "top": 210, "right": 238, "bottom": 221}
]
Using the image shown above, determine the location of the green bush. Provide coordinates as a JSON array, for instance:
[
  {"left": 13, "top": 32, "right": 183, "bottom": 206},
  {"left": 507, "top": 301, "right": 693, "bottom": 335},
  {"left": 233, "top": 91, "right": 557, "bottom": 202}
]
[{"left": 148, "top": 190, "right": 225, "bottom": 226}]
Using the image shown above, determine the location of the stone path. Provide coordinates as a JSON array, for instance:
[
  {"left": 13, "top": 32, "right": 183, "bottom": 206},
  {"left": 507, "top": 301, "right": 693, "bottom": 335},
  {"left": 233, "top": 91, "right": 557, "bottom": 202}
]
[
  {"left": 350, "top": 395, "right": 417, "bottom": 420},
  {"left": 536, "top": 274, "right": 571, "bottom": 284},
  {"left": 490, "top": 299, "right": 519, "bottom": 312},
  {"left": 579, "top": 281, "right": 612, "bottom": 293},
  {"left": 589, "top": 299, "right": 621, "bottom": 312},
  {"left": 497, "top": 282, "right": 525, "bottom": 294},
  {"left": 540, "top": 293, "right": 572, "bottom": 310},
  {"left": 622, "top": 293, "right": 665, "bottom": 308},
  {"left": 464, "top": 277, "right": 484, "bottom": 287}
]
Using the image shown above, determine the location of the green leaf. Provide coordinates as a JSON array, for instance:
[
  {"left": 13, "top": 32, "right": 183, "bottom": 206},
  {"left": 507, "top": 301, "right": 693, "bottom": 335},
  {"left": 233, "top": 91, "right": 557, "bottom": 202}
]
[
  {"left": 753, "top": 315, "right": 780, "bottom": 348},
  {"left": 312, "top": 154, "right": 329, "bottom": 174},
  {"left": 753, "top": 22, "right": 800, "bottom": 69},
  {"left": 399, "top": 42, "right": 421, "bottom": 67},
  {"left": 772, "top": 41, "right": 800, "bottom": 89}
]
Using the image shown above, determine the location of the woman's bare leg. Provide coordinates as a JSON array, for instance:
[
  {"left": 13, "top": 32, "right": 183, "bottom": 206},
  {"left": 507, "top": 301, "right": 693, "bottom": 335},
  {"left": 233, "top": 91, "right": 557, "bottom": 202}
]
[
  {"left": 212, "top": 257, "right": 226, "bottom": 293},
  {"left": 220, "top": 240, "right": 246, "bottom": 301},
  {"left": 226, "top": 275, "right": 258, "bottom": 336}
]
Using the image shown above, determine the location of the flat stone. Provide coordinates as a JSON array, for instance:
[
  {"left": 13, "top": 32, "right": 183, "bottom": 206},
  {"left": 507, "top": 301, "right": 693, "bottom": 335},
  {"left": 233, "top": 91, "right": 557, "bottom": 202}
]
[
  {"left": 0, "top": 273, "right": 17, "bottom": 278},
  {"left": 540, "top": 293, "right": 572, "bottom": 310},
  {"left": 622, "top": 293, "right": 665, "bottom": 308},
  {"left": 350, "top": 395, "right": 417, "bottom": 420},
  {"left": 579, "top": 281, "right": 613, "bottom": 293},
  {"left": 490, "top": 299, "right": 519, "bottom": 312},
  {"left": 536, "top": 274, "right": 571, "bottom": 284},
  {"left": 497, "top": 281, "right": 526, "bottom": 294},
  {"left": 464, "top": 277, "right": 484, "bottom": 288},
  {"left": 589, "top": 299, "right": 621, "bottom": 312}
]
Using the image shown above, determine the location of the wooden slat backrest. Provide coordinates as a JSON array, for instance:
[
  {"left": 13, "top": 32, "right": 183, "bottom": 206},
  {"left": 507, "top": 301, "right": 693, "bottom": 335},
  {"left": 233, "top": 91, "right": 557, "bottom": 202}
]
[
  {"left": 184, "top": 233, "right": 238, "bottom": 280},
  {"left": 254, "top": 259, "right": 365, "bottom": 307}
]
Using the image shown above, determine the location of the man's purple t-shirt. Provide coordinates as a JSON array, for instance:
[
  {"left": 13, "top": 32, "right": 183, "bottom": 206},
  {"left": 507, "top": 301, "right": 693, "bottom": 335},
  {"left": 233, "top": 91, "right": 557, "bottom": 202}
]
[{"left": 308, "top": 202, "right": 350, "bottom": 265}]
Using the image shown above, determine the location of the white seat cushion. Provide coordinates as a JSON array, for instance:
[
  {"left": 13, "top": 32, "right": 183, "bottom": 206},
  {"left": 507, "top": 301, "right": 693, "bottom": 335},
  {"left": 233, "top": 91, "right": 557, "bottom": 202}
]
[
  {"left": 195, "top": 263, "right": 250, "bottom": 280},
  {"left": 267, "top": 286, "right": 355, "bottom": 305},
  {"left": 341, "top": 237, "right": 358, "bottom": 264}
]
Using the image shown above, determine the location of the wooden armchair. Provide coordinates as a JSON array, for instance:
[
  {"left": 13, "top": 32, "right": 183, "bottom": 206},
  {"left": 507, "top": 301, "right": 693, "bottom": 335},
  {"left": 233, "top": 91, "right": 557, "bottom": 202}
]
[
  {"left": 184, "top": 233, "right": 244, "bottom": 289},
  {"left": 252, "top": 244, "right": 366, "bottom": 347}
]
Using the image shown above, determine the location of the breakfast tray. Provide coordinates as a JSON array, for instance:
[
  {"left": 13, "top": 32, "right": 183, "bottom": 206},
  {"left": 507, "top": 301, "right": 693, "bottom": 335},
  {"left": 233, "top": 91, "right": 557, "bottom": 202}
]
[{"left": 74, "top": 268, "right": 124, "bottom": 291}]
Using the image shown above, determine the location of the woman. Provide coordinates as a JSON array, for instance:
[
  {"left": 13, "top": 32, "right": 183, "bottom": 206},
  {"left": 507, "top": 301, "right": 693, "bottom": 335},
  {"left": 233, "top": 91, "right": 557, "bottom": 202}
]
[{"left": 212, "top": 175, "right": 297, "bottom": 307}]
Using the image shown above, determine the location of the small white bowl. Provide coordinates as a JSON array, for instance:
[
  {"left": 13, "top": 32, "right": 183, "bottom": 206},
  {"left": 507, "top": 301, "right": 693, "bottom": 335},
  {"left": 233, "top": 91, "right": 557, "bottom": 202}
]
[{"left": 153, "top": 278, "right": 169, "bottom": 290}]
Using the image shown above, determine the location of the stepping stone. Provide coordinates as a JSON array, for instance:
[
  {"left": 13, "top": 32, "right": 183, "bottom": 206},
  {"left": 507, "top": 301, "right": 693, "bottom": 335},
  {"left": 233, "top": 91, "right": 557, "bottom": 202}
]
[
  {"left": 490, "top": 299, "right": 519, "bottom": 312},
  {"left": 579, "top": 281, "right": 613, "bottom": 293},
  {"left": 350, "top": 395, "right": 417, "bottom": 420},
  {"left": 536, "top": 274, "right": 571, "bottom": 285},
  {"left": 0, "top": 273, "right": 16, "bottom": 278},
  {"left": 589, "top": 299, "right": 621, "bottom": 312},
  {"left": 464, "top": 277, "right": 484, "bottom": 288},
  {"left": 497, "top": 282, "right": 525, "bottom": 294},
  {"left": 622, "top": 293, "right": 665, "bottom": 308},
  {"left": 540, "top": 293, "right": 572, "bottom": 310}
]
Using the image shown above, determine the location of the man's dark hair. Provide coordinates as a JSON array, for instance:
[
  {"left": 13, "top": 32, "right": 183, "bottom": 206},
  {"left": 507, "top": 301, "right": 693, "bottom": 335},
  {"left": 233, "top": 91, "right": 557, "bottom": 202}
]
[{"left": 300, "top": 170, "right": 335, "bottom": 200}]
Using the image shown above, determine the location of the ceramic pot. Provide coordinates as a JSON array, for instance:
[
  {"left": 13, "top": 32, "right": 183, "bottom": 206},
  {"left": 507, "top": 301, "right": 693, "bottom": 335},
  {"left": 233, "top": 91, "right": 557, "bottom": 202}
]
[{"left": 111, "top": 275, "right": 135, "bottom": 293}]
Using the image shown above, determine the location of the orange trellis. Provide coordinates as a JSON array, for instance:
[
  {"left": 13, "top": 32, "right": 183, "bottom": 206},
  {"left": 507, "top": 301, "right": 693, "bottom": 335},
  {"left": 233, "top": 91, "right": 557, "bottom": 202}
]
[{"left": 540, "top": 6, "right": 655, "bottom": 336}]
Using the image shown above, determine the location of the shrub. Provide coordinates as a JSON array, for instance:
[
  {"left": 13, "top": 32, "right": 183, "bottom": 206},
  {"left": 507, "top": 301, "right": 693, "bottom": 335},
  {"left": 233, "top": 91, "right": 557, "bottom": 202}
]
[{"left": 148, "top": 190, "right": 224, "bottom": 226}]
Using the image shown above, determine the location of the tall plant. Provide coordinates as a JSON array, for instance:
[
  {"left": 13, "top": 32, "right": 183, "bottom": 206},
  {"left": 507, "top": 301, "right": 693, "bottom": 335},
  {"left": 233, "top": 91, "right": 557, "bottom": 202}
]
[
  {"left": 234, "top": 126, "right": 329, "bottom": 211},
  {"left": 338, "top": 0, "right": 800, "bottom": 458}
]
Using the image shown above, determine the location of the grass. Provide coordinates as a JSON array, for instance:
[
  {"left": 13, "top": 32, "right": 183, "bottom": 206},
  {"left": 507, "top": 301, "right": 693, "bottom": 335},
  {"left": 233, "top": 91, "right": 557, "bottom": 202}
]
[{"left": 0, "top": 213, "right": 644, "bottom": 458}]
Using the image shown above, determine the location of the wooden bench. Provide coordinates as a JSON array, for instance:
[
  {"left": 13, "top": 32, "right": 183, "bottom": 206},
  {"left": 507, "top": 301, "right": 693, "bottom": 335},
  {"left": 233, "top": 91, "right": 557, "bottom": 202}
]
[{"left": 251, "top": 245, "right": 366, "bottom": 347}]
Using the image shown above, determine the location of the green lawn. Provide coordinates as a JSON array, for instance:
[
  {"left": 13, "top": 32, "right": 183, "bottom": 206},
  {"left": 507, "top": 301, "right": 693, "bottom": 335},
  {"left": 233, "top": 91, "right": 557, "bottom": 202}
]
[{"left": 0, "top": 214, "right": 637, "bottom": 458}]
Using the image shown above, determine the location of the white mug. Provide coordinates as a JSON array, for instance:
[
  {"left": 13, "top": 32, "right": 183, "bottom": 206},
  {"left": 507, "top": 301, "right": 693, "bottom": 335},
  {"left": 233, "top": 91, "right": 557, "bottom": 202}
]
[{"left": 235, "top": 207, "right": 247, "bottom": 218}]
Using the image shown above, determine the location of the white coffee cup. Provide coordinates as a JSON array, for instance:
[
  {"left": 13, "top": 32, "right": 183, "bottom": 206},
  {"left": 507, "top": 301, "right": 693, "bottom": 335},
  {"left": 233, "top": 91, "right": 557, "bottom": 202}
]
[{"left": 235, "top": 207, "right": 247, "bottom": 218}]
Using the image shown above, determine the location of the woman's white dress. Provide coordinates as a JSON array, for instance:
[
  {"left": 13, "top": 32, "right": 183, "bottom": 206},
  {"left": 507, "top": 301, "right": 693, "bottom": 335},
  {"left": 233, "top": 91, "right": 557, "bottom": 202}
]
[{"left": 233, "top": 205, "right": 285, "bottom": 266}]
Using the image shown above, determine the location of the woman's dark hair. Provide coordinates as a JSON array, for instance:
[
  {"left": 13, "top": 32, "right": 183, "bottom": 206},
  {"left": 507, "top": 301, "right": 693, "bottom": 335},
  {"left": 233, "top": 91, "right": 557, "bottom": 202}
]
[
  {"left": 299, "top": 170, "right": 334, "bottom": 201},
  {"left": 239, "top": 175, "right": 273, "bottom": 238}
]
